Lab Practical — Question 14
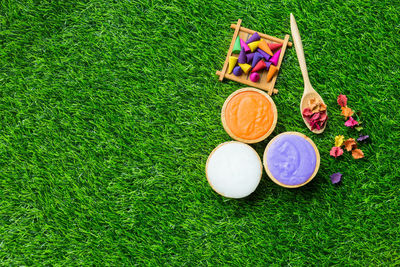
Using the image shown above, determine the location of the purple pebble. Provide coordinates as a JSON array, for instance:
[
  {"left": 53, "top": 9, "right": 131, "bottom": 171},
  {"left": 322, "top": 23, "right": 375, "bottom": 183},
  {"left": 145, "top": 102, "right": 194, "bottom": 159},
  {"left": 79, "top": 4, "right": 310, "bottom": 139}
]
[
  {"left": 233, "top": 66, "right": 243, "bottom": 76},
  {"left": 246, "top": 53, "right": 255, "bottom": 64},
  {"left": 246, "top": 32, "right": 260, "bottom": 44},
  {"left": 257, "top": 48, "right": 271, "bottom": 61},
  {"left": 265, "top": 61, "right": 272, "bottom": 71},
  {"left": 252, "top": 52, "right": 263, "bottom": 68},
  {"left": 238, "top": 48, "right": 247, "bottom": 64}
]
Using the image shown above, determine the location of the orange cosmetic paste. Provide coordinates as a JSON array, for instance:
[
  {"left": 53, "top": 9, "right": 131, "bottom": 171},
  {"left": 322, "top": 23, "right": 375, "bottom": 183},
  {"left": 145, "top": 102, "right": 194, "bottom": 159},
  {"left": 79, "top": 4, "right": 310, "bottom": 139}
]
[{"left": 225, "top": 91, "right": 274, "bottom": 140}]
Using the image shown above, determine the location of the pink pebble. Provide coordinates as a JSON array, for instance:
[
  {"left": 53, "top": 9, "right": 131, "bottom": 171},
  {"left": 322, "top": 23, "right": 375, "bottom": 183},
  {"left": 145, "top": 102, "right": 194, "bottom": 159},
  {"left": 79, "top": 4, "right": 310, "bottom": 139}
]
[{"left": 250, "top": 72, "right": 260, "bottom": 82}]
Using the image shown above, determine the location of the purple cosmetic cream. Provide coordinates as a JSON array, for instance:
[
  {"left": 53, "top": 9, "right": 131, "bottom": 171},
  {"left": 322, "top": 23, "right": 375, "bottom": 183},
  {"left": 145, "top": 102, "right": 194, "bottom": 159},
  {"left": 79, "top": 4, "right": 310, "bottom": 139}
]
[{"left": 263, "top": 132, "right": 320, "bottom": 188}]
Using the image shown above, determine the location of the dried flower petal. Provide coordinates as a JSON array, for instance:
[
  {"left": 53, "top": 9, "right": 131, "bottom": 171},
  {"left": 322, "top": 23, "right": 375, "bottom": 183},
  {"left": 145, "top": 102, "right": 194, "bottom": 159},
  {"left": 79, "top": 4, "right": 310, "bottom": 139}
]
[
  {"left": 311, "top": 112, "right": 320, "bottom": 122},
  {"left": 357, "top": 134, "right": 369, "bottom": 142},
  {"left": 352, "top": 149, "right": 364, "bottom": 159},
  {"left": 341, "top": 106, "right": 354, "bottom": 119},
  {"left": 330, "top": 172, "right": 342, "bottom": 184},
  {"left": 302, "top": 108, "right": 313, "bottom": 117},
  {"left": 309, "top": 98, "right": 321, "bottom": 113},
  {"left": 310, "top": 120, "right": 321, "bottom": 130},
  {"left": 319, "top": 111, "right": 328, "bottom": 123},
  {"left": 345, "top": 116, "right": 358, "bottom": 127},
  {"left": 319, "top": 103, "right": 327, "bottom": 111},
  {"left": 335, "top": 135, "right": 345, "bottom": 147},
  {"left": 330, "top": 146, "right": 344, "bottom": 158},
  {"left": 344, "top": 138, "right": 357, "bottom": 151},
  {"left": 337, "top": 94, "right": 347, "bottom": 107},
  {"left": 308, "top": 97, "right": 318, "bottom": 106}
]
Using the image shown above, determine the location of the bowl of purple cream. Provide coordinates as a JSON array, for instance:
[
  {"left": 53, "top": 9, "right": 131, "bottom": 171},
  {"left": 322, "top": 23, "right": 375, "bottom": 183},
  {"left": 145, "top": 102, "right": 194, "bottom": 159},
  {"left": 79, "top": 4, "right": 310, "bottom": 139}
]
[{"left": 263, "top": 132, "right": 320, "bottom": 188}]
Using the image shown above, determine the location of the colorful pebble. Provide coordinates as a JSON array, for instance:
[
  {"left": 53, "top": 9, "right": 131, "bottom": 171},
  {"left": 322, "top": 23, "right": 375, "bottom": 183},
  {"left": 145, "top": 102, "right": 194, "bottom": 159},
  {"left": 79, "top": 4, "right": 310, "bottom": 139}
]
[
  {"left": 232, "top": 36, "right": 241, "bottom": 54},
  {"left": 233, "top": 66, "right": 243, "bottom": 76},
  {"left": 250, "top": 72, "right": 260, "bottom": 82},
  {"left": 256, "top": 48, "right": 271, "bottom": 61},
  {"left": 240, "top": 38, "right": 251, "bottom": 53},
  {"left": 251, "top": 60, "right": 266, "bottom": 73},
  {"left": 238, "top": 48, "right": 247, "bottom": 64},
  {"left": 258, "top": 39, "right": 273, "bottom": 56},
  {"left": 269, "top": 49, "right": 281, "bottom": 66},
  {"left": 251, "top": 52, "right": 263, "bottom": 68},
  {"left": 266, "top": 65, "right": 278, "bottom": 82},
  {"left": 238, "top": 63, "right": 252, "bottom": 74},
  {"left": 246, "top": 32, "right": 261, "bottom": 44},
  {"left": 246, "top": 53, "right": 255, "bottom": 64},
  {"left": 264, "top": 61, "right": 272, "bottom": 71},
  {"left": 247, "top": 41, "right": 260, "bottom": 52},
  {"left": 228, "top": 56, "right": 238, "bottom": 74},
  {"left": 268, "top": 42, "right": 283, "bottom": 51}
]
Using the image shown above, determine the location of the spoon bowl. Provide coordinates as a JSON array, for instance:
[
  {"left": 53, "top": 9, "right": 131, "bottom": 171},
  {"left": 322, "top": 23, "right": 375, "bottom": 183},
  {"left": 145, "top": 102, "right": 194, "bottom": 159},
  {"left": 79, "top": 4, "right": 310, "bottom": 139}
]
[
  {"left": 300, "top": 91, "right": 326, "bottom": 134},
  {"left": 290, "top": 13, "right": 327, "bottom": 134}
]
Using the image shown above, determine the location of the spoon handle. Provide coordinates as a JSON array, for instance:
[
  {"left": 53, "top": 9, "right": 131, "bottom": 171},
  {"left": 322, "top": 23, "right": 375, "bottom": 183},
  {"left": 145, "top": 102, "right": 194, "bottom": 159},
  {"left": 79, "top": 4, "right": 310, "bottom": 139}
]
[{"left": 290, "top": 13, "right": 312, "bottom": 92}]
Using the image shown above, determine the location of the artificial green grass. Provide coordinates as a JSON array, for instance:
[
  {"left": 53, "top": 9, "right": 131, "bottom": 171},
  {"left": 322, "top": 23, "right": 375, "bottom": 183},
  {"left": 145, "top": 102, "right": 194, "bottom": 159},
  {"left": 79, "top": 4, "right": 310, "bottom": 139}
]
[{"left": 1, "top": 0, "right": 399, "bottom": 265}]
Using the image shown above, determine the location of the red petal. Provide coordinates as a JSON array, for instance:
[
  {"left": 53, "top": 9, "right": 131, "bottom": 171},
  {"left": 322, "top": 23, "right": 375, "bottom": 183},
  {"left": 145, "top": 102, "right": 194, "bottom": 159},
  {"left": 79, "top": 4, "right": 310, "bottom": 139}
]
[
  {"left": 337, "top": 94, "right": 348, "bottom": 107},
  {"left": 302, "top": 108, "right": 313, "bottom": 117},
  {"left": 311, "top": 112, "right": 320, "bottom": 121},
  {"left": 319, "top": 111, "right": 328, "bottom": 122}
]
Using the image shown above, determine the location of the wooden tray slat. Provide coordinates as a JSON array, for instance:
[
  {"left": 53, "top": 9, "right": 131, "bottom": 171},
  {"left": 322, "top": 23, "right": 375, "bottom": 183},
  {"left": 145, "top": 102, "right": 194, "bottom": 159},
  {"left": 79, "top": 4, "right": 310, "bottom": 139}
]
[
  {"left": 267, "top": 34, "right": 290, "bottom": 95},
  {"left": 218, "top": 19, "right": 242, "bottom": 81},
  {"left": 230, "top": 24, "right": 292, "bottom": 47}
]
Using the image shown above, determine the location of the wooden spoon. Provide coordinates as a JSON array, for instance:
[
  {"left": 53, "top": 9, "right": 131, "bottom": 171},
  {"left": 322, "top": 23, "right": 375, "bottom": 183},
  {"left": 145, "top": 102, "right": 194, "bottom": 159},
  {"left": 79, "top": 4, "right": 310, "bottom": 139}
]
[{"left": 290, "top": 13, "right": 327, "bottom": 134}]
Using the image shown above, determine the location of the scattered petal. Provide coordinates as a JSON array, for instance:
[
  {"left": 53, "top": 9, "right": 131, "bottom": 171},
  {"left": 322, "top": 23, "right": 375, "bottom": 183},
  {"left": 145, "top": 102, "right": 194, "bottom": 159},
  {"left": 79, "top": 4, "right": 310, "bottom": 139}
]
[
  {"left": 337, "top": 94, "right": 347, "bottom": 107},
  {"left": 344, "top": 138, "right": 357, "bottom": 151},
  {"left": 302, "top": 108, "right": 313, "bottom": 117},
  {"left": 357, "top": 134, "right": 370, "bottom": 142},
  {"left": 330, "top": 172, "right": 342, "bottom": 184},
  {"left": 341, "top": 106, "right": 354, "bottom": 119},
  {"left": 330, "top": 146, "right": 344, "bottom": 158},
  {"left": 345, "top": 116, "right": 358, "bottom": 127},
  {"left": 335, "top": 135, "right": 345, "bottom": 147},
  {"left": 352, "top": 149, "right": 364, "bottom": 159},
  {"left": 355, "top": 126, "right": 364, "bottom": 132}
]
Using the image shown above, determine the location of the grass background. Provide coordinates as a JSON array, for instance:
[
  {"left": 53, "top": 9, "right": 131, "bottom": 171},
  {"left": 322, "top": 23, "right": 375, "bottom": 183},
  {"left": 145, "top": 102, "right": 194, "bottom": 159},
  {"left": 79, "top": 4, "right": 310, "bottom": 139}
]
[{"left": 1, "top": 0, "right": 399, "bottom": 265}]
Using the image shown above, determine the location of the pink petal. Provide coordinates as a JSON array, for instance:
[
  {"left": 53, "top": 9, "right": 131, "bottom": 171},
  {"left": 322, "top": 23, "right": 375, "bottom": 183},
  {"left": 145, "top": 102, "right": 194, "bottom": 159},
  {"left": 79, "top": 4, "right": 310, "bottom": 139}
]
[
  {"left": 344, "top": 116, "right": 358, "bottom": 127},
  {"left": 330, "top": 147, "right": 344, "bottom": 158}
]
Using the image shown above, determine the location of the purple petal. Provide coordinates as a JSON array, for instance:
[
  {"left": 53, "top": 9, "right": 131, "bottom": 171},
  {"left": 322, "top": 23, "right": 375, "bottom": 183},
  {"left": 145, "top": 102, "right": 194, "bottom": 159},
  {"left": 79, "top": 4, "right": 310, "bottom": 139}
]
[
  {"left": 357, "top": 134, "right": 370, "bottom": 142},
  {"left": 330, "top": 173, "right": 342, "bottom": 184}
]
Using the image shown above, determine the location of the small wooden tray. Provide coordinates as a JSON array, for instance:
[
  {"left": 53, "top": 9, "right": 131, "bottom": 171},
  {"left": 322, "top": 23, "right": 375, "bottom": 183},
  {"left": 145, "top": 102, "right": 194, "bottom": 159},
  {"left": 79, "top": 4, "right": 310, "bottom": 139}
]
[{"left": 216, "top": 19, "right": 292, "bottom": 95}]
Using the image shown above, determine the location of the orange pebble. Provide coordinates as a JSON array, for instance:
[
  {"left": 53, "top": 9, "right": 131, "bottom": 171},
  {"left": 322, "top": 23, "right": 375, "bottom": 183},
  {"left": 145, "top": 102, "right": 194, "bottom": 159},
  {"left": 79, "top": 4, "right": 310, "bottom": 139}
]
[
  {"left": 266, "top": 65, "right": 278, "bottom": 82},
  {"left": 258, "top": 39, "right": 273, "bottom": 56}
]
